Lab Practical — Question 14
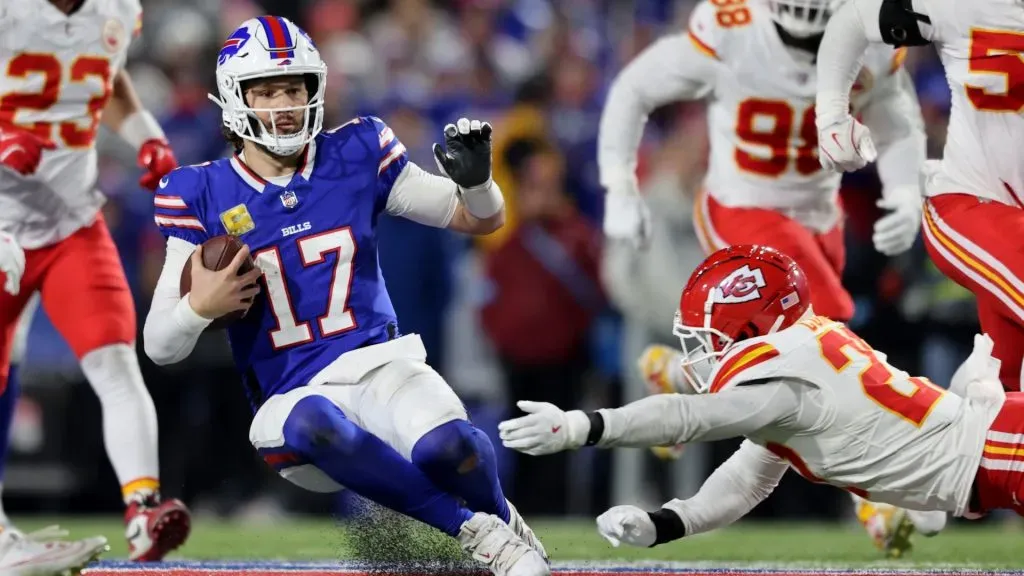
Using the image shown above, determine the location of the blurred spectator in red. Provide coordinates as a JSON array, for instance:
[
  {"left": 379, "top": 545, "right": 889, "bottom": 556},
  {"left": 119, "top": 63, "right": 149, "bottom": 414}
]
[{"left": 480, "top": 137, "right": 604, "bottom": 515}]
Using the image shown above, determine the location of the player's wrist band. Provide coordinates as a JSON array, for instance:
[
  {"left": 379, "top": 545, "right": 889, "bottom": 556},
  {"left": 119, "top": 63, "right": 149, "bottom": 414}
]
[
  {"left": 585, "top": 411, "right": 604, "bottom": 446},
  {"left": 118, "top": 110, "right": 167, "bottom": 151},
  {"left": 459, "top": 179, "right": 505, "bottom": 219},
  {"left": 648, "top": 508, "right": 686, "bottom": 546}
]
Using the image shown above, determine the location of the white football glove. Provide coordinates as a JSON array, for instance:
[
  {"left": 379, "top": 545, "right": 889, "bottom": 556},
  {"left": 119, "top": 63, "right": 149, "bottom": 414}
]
[
  {"left": 596, "top": 505, "right": 657, "bottom": 548},
  {"left": 873, "top": 185, "right": 923, "bottom": 256},
  {"left": 498, "top": 401, "right": 589, "bottom": 456},
  {"left": 817, "top": 115, "right": 878, "bottom": 173},
  {"left": 603, "top": 183, "right": 652, "bottom": 251},
  {"left": 949, "top": 333, "right": 1002, "bottom": 397},
  {"left": 0, "top": 231, "right": 25, "bottom": 296}
]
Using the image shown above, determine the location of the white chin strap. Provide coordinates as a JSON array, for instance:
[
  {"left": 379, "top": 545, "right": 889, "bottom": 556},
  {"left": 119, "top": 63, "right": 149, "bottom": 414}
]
[{"left": 258, "top": 121, "right": 307, "bottom": 157}]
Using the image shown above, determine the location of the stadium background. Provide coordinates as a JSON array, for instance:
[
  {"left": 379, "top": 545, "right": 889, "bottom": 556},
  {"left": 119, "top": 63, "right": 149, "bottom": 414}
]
[{"left": 5, "top": 0, "right": 982, "bottom": 529}]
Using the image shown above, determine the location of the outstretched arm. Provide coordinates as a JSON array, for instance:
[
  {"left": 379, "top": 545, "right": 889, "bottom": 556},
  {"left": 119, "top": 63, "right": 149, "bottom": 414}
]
[
  {"left": 499, "top": 379, "right": 807, "bottom": 455},
  {"left": 597, "top": 439, "right": 788, "bottom": 547}
]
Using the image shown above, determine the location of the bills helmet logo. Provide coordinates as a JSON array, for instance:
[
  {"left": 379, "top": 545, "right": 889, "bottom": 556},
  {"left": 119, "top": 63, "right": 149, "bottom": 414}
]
[
  {"left": 716, "top": 265, "right": 767, "bottom": 303},
  {"left": 219, "top": 27, "right": 252, "bottom": 66}
]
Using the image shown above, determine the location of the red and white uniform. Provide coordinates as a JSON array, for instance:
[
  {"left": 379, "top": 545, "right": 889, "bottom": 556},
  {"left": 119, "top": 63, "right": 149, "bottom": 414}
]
[
  {"left": 818, "top": 0, "right": 1024, "bottom": 391},
  {"left": 914, "top": 0, "right": 1024, "bottom": 393},
  {"left": 598, "top": 0, "right": 924, "bottom": 322},
  {"left": 0, "top": 0, "right": 141, "bottom": 378},
  {"left": 587, "top": 317, "right": 1017, "bottom": 532}
]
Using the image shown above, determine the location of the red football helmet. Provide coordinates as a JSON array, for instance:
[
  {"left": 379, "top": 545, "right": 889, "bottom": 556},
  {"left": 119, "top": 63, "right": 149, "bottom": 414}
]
[{"left": 673, "top": 245, "right": 810, "bottom": 393}]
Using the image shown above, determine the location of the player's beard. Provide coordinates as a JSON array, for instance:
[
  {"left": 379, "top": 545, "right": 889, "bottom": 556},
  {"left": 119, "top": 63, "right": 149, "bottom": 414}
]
[{"left": 252, "top": 110, "right": 307, "bottom": 159}]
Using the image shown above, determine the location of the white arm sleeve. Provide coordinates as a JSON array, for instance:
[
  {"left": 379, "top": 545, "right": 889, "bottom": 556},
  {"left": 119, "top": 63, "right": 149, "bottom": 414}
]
[
  {"left": 595, "top": 380, "right": 808, "bottom": 448},
  {"left": 142, "top": 237, "right": 213, "bottom": 366},
  {"left": 863, "top": 68, "right": 927, "bottom": 192},
  {"left": 815, "top": 0, "right": 879, "bottom": 126},
  {"left": 662, "top": 439, "right": 789, "bottom": 535},
  {"left": 598, "top": 32, "right": 716, "bottom": 191},
  {"left": 385, "top": 162, "right": 459, "bottom": 228}
]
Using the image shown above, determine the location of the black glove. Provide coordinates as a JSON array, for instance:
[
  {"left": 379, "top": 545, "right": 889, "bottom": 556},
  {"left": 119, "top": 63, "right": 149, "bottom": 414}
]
[{"left": 432, "top": 118, "right": 493, "bottom": 189}]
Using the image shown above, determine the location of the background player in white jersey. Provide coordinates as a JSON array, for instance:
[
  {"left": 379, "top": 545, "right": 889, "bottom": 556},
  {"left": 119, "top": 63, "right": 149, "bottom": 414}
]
[
  {"left": 815, "top": 0, "right": 1024, "bottom": 396},
  {"left": 598, "top": 0, "right": 928, "bottom": 554},
  {"left": 600, "top": 0, "right": 925, "bottom": 322},
  {"left": 498, "top": 245, "right": 1024, "bottom": 550},
  {"left": 0, "top": 0, "right": 189, "bottom": 561},
  {"left": 0, "top": 231, "right": 110, "bottom": 575}
]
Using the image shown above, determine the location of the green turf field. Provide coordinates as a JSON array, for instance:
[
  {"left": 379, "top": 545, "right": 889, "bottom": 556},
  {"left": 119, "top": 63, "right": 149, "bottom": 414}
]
[{"left": 15, "top": 515, "right": 1024, "bottom": 569}]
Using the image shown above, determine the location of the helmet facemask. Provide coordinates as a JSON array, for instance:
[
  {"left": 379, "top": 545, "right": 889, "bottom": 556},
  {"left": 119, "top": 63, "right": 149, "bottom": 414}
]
[
  {"left": 672, "top": 288, "right": 735, "bottom": 394},
  {"left": 212, "top": 70, "right": 326, "bottom": 158},
  {"left": 766, "top": 0, "right": 836, "bottom": 37}
]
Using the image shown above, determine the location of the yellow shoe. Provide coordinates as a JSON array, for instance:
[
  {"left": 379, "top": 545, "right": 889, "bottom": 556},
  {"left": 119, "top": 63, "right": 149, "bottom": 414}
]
[
  {"left": 855, "top": 498, "right": 915, "bottom": 559},
  {"left": 651, "top": 444, "right": 686, "bottom": 460},
  {"left": 638, "top": 346, "right": 687, "bottom": 460},
  {"left": 638, "top": 345, "right": 686, "bottom": 395}
]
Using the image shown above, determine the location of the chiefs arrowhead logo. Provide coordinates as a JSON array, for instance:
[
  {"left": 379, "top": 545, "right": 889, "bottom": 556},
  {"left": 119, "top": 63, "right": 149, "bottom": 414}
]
[{"left": 716, "top": 265, "right": 767, "bottom": 304}]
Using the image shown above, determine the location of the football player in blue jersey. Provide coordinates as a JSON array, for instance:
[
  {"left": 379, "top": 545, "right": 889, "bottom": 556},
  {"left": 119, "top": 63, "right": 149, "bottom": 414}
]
[{"left": 142, "top": 15, "right": 549, "bottom": 576}]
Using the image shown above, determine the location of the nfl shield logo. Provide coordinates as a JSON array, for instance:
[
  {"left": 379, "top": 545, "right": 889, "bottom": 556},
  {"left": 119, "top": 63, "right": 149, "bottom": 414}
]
[{"left": 280, "top": 190, "right": 299, "bottom": 209}]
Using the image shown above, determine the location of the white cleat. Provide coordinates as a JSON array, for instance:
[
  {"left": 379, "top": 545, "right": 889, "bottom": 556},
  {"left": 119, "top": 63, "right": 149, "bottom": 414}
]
[
  {"left": 906, "top": 509, "right": 947, "bottom": 537},
  {"left": 506, "top": 500, "right": 548, "bottom": 563},
  {"left": 0, "top": 527, "right": 108, "bottom": 576},
  {"left": 458, "top": 512, "right": 550, "bottom": 576}
]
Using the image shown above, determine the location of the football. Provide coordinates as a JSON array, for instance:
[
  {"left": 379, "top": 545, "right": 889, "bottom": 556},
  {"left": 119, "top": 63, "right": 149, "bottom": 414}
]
[{"left": 180, "top": 234, "right": 257, "bottom": 330}]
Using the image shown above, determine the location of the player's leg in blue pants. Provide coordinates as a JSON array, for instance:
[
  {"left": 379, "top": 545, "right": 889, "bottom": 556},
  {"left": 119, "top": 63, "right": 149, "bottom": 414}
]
[
  {"left": 277, "top": 395, "right": 473, "bottom": 536},
  {"left": 410, "top": 419, "right": 510, "bottom": 523}
]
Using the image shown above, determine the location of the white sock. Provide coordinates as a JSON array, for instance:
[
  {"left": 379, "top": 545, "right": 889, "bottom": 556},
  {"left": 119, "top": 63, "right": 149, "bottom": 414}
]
[
  {"left": 0, "top": 482, "right": 7, "bottom": 526},
  {"left": 79, "top": 344, "right": 160, "bottom": 503}
]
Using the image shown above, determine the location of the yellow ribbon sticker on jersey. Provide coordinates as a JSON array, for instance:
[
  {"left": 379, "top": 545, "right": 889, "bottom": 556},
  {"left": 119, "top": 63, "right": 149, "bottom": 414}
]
[{"left": 220, "top": 204, "right": 255, "bottom": 236}]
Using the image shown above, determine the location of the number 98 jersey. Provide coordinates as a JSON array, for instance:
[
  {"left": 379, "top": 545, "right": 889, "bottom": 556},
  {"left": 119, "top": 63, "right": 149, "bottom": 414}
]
[
  {"left": 0, "top": 0, "right": 141, "bottom": 248},
  {"left": 707, "top": 315, "right": 999, "bottom": 516},
  {"left": 688, "top": 0, "right": 902, "bottom": 214}
]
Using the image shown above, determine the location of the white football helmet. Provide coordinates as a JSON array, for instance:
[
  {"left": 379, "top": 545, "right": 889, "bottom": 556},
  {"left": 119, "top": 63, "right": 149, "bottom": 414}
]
[
  {"left": 766, "top": 0, "right": 841, "bottom": 37},
  {"left": 210, "top": 16, "right": 326, "bottom": 157}
]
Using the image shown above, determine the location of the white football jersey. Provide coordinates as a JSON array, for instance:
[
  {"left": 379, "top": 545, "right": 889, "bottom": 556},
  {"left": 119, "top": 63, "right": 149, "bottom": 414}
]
[
  {"left": 707, "top": 315, "right": 1002, "bottom": 515},
  {"left": 0, "top": 0, "right": 141, "bottom": 248},
  {"left": 903, "top": 0, "right": 1024, "bottom": 207},
  {"left": 688, "top": 0, "right": 903, "bottom": 222}
]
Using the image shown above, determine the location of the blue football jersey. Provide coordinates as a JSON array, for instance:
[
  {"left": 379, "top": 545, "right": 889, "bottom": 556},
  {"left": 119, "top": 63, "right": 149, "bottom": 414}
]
[{"left": 153, "top": 116, "right": 410, "bottom": 409}]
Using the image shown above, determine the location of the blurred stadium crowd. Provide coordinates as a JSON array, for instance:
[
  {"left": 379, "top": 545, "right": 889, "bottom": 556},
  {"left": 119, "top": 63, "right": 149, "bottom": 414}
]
[{"left": 7, "top": 0, "right": 980, "bottom": 525}]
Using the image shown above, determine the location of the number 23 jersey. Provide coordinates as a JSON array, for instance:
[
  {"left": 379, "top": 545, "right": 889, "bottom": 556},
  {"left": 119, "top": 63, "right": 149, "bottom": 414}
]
[
  {"left": 687, "top": 0, "right": 903, "bottom": 212},
  {"left": 0, "top": 0, "right": 141, "bottom": 248},
  {"left": 155, "top": 117, "right": 408, "bottom": 408},
  {"left": 707, "top": 315, "right": 999, "bottom": 515}
]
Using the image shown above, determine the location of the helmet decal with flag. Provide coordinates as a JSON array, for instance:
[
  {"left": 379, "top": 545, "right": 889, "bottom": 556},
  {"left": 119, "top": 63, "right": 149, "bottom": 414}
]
[
  {"left": 673, "top": 245, "right": 811, "bottom": 393},
  {"left": 210, "top": 16, "right": 326, "bottom": 157},
  {"left": 766, "top": 0, "right": 842, "bottom": 37}
]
